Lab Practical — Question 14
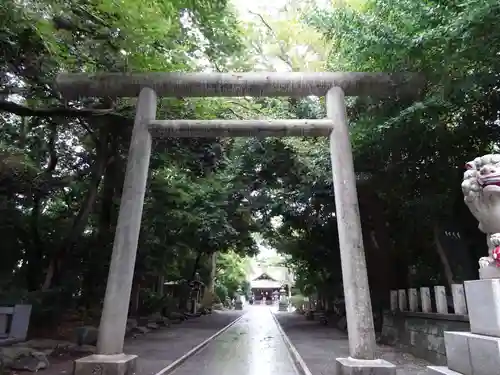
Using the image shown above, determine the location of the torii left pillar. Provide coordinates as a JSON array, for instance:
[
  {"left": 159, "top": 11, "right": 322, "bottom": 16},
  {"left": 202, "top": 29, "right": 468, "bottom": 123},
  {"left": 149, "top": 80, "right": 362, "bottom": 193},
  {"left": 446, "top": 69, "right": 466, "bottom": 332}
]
[{"left": 73, "top": 88, "right": 157, "bottom": 375}]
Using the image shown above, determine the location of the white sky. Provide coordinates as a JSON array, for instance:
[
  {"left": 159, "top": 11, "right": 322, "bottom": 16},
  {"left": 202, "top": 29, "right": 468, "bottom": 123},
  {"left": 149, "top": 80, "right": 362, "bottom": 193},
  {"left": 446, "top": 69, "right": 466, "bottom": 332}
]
[
  {"left": 232, "top": 0, "right": 288, "bottom": 19},
  {"left": 230, "top": 0, "right": 330, "bottom": 74},
  {"left": 230, "top": 0, "right": 291, "bottom": 73},
  {"left": 232, "top": 0, "right": 331, "bottom": 18}
]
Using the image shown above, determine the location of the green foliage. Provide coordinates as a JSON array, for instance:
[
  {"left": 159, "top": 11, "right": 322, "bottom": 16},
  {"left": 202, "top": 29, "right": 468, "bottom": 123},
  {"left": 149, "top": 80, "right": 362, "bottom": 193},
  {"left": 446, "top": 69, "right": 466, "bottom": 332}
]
[
  {"left": 0, "top": 0, "right": 256, "bottom": 329},
  {"left": 224, "top": 0, "right": 500, "bottom": 300},
  {"left": 289, "top": 294, "right": 307, "bottom": 310},
  {"left": 215, "top": 251, "right": 249, "bottom": 300},
  {"left": 138, "top": 290, "right": 177, "bottom": 316},
  {"left": 306, "top": 0, "right": 500, "bottom": 278},
  {"left": 215, "top": 285, "right": 228, "bottom": 302}
]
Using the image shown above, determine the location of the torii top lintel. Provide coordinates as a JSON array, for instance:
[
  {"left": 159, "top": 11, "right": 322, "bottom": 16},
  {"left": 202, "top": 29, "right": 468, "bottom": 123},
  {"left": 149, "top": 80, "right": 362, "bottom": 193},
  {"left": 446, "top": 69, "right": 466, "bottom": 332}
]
[{"left": 55, "top": 72, "right": 425, "bottom": 100}]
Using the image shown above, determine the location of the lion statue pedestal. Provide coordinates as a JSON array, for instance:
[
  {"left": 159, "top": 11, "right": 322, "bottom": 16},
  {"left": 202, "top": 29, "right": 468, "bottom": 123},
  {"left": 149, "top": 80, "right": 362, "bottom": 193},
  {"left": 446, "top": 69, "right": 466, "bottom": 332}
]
[
  {"left": 462, "top": 154, "right": 500, "bottom": 279},
  {"left": 429, "top": 154, "right": 500, "bottom": 375}
]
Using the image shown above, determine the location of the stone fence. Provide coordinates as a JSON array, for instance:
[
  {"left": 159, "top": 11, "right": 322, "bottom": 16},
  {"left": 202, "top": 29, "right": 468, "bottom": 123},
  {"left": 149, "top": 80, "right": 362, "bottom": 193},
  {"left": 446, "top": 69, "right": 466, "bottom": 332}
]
[{"left": 380, "top": 284, "right": 470, "bottom": 365}]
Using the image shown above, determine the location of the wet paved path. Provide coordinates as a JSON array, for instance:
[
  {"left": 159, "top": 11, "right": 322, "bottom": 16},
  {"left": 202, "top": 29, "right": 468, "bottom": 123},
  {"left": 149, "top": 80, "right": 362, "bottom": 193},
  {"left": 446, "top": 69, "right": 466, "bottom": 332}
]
[{"left": 170, "top": 307, "right": 298, "bottom": 375}]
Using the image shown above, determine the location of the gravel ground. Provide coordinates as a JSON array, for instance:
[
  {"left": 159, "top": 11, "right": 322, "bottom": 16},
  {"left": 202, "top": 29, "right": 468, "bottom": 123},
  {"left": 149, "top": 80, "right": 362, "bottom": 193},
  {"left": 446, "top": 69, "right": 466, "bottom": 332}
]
[
  {"left": 35, "top": 310, "right": 245, "bottom": 375},
  {"left": 274, "top": 311, "right": 431, "bottom": 375}
]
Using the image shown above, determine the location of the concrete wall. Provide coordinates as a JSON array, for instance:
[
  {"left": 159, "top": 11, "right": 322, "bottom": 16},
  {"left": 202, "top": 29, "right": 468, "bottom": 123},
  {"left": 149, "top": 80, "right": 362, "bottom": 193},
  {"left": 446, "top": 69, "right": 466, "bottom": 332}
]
[{"left": 380, "top": 311, "right": 470, "bottom": 364}]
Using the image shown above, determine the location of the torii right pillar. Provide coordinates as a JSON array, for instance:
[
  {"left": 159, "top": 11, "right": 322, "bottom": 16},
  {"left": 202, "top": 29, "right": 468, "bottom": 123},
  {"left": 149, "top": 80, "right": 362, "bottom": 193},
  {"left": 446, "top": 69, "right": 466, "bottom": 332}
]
[{"left": 327, "top": 87, "right": 396, "bottom": 375}]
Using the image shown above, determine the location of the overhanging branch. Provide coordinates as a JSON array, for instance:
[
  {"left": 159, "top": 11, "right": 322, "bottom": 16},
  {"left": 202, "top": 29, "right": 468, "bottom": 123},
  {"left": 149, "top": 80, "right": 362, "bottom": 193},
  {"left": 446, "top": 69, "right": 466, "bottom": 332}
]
[
  {"left": 0, "top": 100, "right": 131, "bottom": 123},
  {"left": 248, "top": 11, "right": 294, "bottom": 71}
]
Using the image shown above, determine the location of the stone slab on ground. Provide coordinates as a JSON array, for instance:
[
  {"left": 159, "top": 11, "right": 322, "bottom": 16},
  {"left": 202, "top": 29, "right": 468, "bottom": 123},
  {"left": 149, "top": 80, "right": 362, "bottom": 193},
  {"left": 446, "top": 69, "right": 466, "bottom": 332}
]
[
  {"left": 336, "top": 358, "right": 396, "bottom": 375},
  {"left": 74, "top": 354, "right": 137, "bottom": 375},
  {"left": 29, "top": 310, "right": 245, "bottom": 375},
  {"left": 274, "top": 311, "right": 431, "bottom": 375},
  {"left": 427, "top": 366, "right": 462, "bottom": 375}
]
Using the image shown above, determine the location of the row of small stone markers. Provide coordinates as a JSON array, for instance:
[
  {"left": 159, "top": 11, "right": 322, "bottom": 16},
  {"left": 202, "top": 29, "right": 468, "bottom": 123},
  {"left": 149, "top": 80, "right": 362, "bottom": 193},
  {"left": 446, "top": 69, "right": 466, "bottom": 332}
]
[{"left": 389, "top": 284, "right": 468, "bottom": 315}]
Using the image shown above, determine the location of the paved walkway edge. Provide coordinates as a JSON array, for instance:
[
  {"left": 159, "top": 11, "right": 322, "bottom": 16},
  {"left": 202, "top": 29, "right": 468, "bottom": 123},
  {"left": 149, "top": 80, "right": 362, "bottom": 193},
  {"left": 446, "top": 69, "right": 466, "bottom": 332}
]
[
  {"left": 271, "top": 312, "right": 314, "bottom": 375},
  {"left": 154, "top": 312, "right": 247, "bottom": 375}
]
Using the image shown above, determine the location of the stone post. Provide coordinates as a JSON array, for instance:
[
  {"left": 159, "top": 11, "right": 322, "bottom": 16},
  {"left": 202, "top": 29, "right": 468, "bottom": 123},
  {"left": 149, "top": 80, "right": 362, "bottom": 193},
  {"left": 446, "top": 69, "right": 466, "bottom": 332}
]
[
  {"left": 234, "top": 287, "right": 243, "bottom": 310},
  {"left": 207, "top": 251, "right": 217, "bottom": 293},
  {"left": 451, "top": 283, "right": 467, "bottom": 315},
  {"left": 420, "top": 287, "right": 432, "bottom": 313},
  {"left": 279, "top": 287, "right": 288, "bottom": 311},
  {"left": 408, "top": 288, "right": 419, "bottom": 312},
  {"left": 398, "top": 289, "right": 407, "bottom": 311},
  {"left": 434, "top": 286, "right": 448, "bottom": 314},
  {"left": 74, "top": 88, "right": 156, "bottom": 375},
  {"left": 327, "top": 87, "right": 395, "bottom": 374},
  {"left": 390, "top": 290, "right": 398, "bottom": 312}
]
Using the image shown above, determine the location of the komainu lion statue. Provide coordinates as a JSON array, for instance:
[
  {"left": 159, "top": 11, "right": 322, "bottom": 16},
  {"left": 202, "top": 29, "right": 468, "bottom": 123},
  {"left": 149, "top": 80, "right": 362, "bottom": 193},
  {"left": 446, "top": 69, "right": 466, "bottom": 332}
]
[{"left": 462, "top": 154, "right": 500, "bottom": 272}]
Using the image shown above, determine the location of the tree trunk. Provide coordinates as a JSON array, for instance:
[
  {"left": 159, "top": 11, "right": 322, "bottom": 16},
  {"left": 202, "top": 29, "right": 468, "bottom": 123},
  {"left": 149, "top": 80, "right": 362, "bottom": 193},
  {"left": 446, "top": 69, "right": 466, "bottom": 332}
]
[
  {"left": 358, "top": 186, "right": 393, "bottom": 307},
  {"left": 199, "top": 252, "right": 218, "bottom": 308},
  {"left": 26, "top": 123, "right": 58, "bottom": 290},
  {"left": 82, "top": 131, "right": 120, "bottom": 306},
  {"left": 25, "top": 196, "right": 44, "bottom": 291},
  {"left": 130, "top": 280, "right": 140, "bottom": 317},
  {"left": 157, "top": 276, "right": 165, "bottom": 295},
  {"left": 190, "top": 252, "right": 203, "bottom": 281},
  {"left": 433, "top": 223, "right": 455, "bottom": 289},
  {"left": 42, "top": 126, "right": 109, "bottom": 290},
  {"left": 207, "top": 251, "right": 218, "bottom": 293}
]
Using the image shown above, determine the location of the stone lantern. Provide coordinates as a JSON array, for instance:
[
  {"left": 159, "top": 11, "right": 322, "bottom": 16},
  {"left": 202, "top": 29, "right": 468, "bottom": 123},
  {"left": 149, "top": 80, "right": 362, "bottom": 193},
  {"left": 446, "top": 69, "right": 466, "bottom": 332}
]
[
  {"left": 278, "top": 287, "right": 288, "bottom": 311},
  {"left": 234, "top": 287, "right": 243, "bottom": 310},
  {"left": 272, "top": 290, "right": 279, "bottom": 303}
]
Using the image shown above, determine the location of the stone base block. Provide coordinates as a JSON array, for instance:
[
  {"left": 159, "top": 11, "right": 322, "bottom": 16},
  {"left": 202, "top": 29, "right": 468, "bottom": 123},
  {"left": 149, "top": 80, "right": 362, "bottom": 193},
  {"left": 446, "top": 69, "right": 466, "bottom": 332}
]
[
  {"left": 444, "top": 332, "right": 471, "bottom": 375},
  {"left": 478, "top": 265, "right": 500, "bottom": 280},
  {"left": 427, "top": 366, "right": 463, "bottom": 375},
  {"left": 335, "top": 357, "right": 396, "bottom": 375},
  {"left": 73, "top": 354, "right": 137, "bottom": 375},
  {"left": 234, "top": 302, "right": 243, "bottom": 310},
  {"left": 464, "top": 279, "right": 500, "bottom": 336},
  {"left": 443, "top": 331, "right": 500, "bottom": 375},
  {"left": 278, "top": 303, "right": 288, "bottom": 312}
]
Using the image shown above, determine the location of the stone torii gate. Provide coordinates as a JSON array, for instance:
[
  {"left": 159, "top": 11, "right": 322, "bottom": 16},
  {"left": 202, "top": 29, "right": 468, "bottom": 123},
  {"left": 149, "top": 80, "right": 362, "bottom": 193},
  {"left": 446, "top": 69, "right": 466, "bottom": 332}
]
[{"left": 55, "top": 72, "right": 422, "bottom": 375}]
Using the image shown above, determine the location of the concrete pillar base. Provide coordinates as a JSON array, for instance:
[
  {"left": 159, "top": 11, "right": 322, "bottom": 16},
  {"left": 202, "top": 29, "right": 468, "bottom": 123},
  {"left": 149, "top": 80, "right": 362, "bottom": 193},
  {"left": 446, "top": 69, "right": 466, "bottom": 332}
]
[
  {"left": 336, "top": 357, "right": 396, "bottom": 375},
  {"left": 74, "top": 354, "right": 137, "bottom": 375},
  {"left": 234, "top": 302, "right": 243, "bottom": 310},
  {"left": 278, "top": 303, "right": 288, "bottom": 312}
]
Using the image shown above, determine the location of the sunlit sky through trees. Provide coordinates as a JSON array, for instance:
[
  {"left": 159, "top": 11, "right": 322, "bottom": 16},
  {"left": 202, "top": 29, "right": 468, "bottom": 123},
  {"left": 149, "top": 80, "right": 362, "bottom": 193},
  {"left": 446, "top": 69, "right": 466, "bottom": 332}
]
[{"left": 230, "top": 0, "right": 329, "bottom": 259}]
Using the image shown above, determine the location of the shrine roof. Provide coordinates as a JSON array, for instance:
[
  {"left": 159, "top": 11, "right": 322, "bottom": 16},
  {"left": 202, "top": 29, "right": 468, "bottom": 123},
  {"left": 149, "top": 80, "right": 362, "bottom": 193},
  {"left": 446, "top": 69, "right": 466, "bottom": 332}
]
[{"left": 250, "top": 279, "right": 282, "bottom": 289}]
